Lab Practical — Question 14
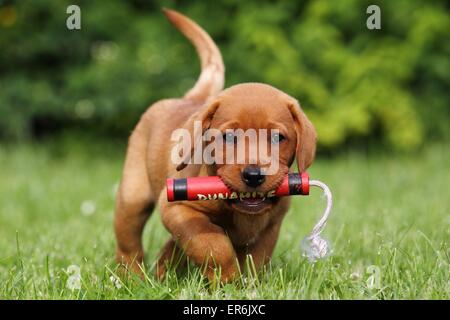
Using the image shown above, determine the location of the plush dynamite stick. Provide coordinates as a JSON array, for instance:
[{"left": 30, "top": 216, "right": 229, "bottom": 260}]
[
  {"left": 166, "top": 172, "right": 310, "bottom": 202},
  {"left": 166, "top": 172, "right": 334, "bottom": 262}
]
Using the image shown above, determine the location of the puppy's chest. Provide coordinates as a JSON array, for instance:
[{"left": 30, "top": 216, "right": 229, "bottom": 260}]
[{"left": 225, "top": 214, "right": 272, "bottom": 246}]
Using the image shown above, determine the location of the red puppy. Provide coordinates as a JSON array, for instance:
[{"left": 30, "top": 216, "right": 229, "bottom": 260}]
[{"left": 114, "top": 9, "right": 317, "bottom": 283}]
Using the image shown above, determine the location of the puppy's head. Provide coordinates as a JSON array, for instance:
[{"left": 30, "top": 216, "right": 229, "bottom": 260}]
[{"left": 177, "top": 83, "right": 317, "bottom": 214}]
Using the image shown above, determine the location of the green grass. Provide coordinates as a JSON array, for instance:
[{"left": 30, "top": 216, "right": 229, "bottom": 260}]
[{"left": 0, "top": 140, "right": 448, "bottom": 299}]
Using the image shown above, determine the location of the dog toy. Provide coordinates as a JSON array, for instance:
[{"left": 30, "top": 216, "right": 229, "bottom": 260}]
[{"left": 166, "top": 172, "right": 333, "bottom": 262}]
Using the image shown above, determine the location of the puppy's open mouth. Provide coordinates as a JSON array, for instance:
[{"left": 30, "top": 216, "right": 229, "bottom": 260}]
[
  {"left": 227, "top": 197, "right": 276, "bottom": 214},
  {"left": 219, "top": 177, "right": 286, "bottom": 214}
]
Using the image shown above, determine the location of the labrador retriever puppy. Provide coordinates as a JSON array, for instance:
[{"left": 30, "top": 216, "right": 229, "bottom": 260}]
[{"left": 114, "top": 9, "right": 317, "bottom": 283}]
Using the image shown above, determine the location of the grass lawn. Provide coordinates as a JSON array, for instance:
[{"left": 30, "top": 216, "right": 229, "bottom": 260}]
[{"left": 0, "top": 139, "right": 448, "bottom": 299}]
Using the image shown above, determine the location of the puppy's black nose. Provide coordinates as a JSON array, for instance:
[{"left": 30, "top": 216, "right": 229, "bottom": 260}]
[{"left": 242, "top": 166, "right": 265, "bottom": 188}]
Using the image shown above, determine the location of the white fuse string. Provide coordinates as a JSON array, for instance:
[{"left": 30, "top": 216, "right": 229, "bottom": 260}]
[{"left": 301, "top": 179, "right": 333, "bottom": 262}]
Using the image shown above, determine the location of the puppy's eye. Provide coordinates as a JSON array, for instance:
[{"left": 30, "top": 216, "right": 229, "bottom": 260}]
[
  {"left": 271, "top": 132, "right": 285, "bottom": 144},
  {"left": 223, "top": 132, "right": 236, "bottom": 144}
]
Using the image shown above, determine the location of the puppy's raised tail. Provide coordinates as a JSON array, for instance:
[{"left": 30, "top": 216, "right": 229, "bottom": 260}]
[{"left": 163, "top": 8, "right": 224, "bottom": 103}]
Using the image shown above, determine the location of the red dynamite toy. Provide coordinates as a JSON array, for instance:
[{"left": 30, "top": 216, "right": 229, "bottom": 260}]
[
  {"left": 166, "top": 172, "right": 310, "bottom": 202},
  {"left": 166, "top": 172, "right": 334, "bottom": 262}
]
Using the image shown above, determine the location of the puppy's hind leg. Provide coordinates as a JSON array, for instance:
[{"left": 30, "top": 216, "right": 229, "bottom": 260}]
[{"left": 114, "top": 122, "right": 154, "bottom": 277}]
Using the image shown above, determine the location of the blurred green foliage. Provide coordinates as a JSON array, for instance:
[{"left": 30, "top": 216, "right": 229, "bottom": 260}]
[{"left": 0, "top": 0, "right": 449, "bottom": 151}]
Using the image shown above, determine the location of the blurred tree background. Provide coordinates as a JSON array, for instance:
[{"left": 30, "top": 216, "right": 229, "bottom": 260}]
[{"left": 0, "top": 0, "right": 449, "bottom": 152}]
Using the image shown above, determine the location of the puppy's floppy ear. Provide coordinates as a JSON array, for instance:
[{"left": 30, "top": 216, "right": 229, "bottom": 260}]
[
  {"left": 176, "top": 100, "right": 220, "bottom": 171},
  {"left": 287, "top": 100, "right": 317, "bottom": 172}
]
